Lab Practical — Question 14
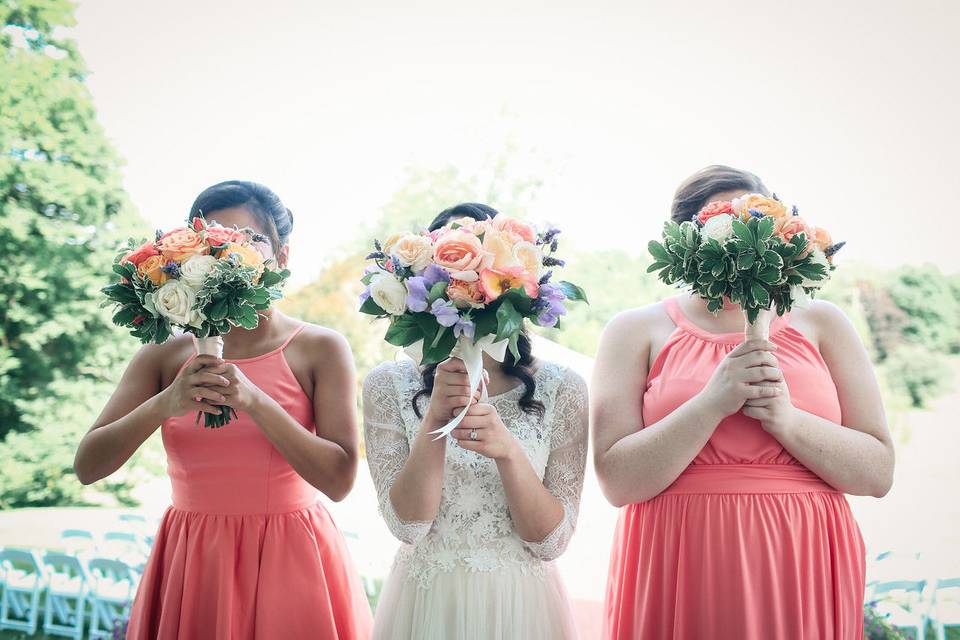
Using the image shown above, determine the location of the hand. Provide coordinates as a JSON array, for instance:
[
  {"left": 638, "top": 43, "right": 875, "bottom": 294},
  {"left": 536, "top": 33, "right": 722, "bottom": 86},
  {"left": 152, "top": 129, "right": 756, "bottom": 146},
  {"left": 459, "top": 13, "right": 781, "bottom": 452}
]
[
  {"left": 424, "top": 358, "right": 484, "bottom": 426},
  {"left": 208, "top": 362, "right": 264, "bottom": 414},
  {"left": 160, "top": 355, "right": 230, "bottom": 418},
  {"left": 452, "top": 403, "right": 521, "bottom": 461},
  {"left": 742, "top": 377, "right": 801, "bottom": 437},
  {"left": 698, "top": 339, "right": 784, "bottom": 418}
]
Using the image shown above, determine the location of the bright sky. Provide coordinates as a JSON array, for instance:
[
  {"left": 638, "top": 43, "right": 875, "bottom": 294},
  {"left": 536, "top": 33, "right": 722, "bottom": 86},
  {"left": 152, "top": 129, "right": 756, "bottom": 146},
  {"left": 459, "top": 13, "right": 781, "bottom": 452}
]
[{"left": 75, "top": 0, "right": 959, "bottom": 287}]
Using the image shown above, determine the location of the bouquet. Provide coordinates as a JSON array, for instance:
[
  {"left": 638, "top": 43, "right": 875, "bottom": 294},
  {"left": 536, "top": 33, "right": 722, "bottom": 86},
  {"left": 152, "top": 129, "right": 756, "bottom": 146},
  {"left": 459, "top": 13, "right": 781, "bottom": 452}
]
[
  {"left": 360, "top": 215, "right": 587, "bottom": 437},
  {"left": 102, "top": 216, "right": 290, "bottom": 427},
  {"left": 648, "top": 193, "right": 845, "bottom": 339}
]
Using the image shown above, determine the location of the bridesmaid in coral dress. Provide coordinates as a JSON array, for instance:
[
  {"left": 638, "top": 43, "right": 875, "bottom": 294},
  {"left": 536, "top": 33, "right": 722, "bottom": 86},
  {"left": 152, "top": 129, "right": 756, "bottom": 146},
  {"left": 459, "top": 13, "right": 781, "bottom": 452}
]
[
  {"left": 75, "top": 181, "right": 372, "bottom": 639},
  {"left": 594, "top": 166, "right": 895, "bottom": 640}
]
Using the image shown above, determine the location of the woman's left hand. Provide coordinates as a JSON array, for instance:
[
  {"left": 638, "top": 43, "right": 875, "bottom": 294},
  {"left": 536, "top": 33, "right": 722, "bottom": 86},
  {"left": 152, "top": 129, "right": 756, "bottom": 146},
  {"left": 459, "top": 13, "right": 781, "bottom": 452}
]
[
  {"left": 741, "top": 375, "right": 801, "bottom": 437},
  {"left": 204, "top": 362, "right": 266, "bottom": 414},
  {"left": 452, "top": 403, "right": 521, "bottom": 461}
]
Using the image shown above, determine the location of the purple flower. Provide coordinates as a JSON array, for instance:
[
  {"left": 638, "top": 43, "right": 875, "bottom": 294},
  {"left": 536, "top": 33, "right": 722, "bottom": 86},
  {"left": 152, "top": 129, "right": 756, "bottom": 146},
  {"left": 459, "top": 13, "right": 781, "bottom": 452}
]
[
  {"left": 359, "top": 286, "right": 371, "bottom": 303},
  {"left": 453, "top": 316, "right": 475, "bottom": 339},
  {"left": 747, "top": 208, "right": 763, "bottom": 219},
  {"left": 430, "top": 298, "right": 459, "bottom": 328},
  {"left": 422, "top": 264, "right": 451, "bottom": 287},
  {"left": 161, "top": 261, "right": 181, "bottom": 278},
  {"left": 533, "top": 283, "right": 567, "bottom": 327},
  {"left": 406, "top": 276, "right": 429, "bottom": 312}
]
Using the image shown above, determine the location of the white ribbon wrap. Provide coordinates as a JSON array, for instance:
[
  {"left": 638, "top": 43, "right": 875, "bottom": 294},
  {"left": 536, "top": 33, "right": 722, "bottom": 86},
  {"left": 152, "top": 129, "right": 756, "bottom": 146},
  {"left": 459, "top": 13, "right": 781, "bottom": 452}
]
[
  {"left": 195, "top": 335, "right": 224, "bottom": 358},
  {"left": 744, "top": 307, "right": 775, "bottom": 342},
  {"left": 404, "top": 334, "right": 510, "bottom": 439}
]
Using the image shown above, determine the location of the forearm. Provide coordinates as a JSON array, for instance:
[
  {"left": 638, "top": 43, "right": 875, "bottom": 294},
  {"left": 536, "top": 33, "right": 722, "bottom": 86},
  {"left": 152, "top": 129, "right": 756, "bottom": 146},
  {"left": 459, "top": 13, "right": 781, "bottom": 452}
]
[
  {"left": 773, "top": 409, "right": 894, "bottom": 497},
  {"left": 247, "top": 393, "right": 358, "bottom": 501},
  {"left": 74, "top": 393, "right": 168, "bottom": 485},
  {"left": 596, "top": 393, "right": 723, "bottom": 506},
  {"left": 386, "top": 417, "right": 447, "bottom": 523},
  {"left": 496, "top": 444, "right": 564, "bottom": 543}
]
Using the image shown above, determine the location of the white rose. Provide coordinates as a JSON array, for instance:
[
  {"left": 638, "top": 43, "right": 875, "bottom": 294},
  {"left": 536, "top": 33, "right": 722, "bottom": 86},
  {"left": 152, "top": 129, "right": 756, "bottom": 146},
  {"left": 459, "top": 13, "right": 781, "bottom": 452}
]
[
  {"left": 180, "top": 254, "right": 219, "bottom": 291},
  {"left": 790, "top": 284, "right": 811, "bottom": 308},
  {"left": 369, "top": 272, "right": 408, "bottom": 315},
  {"left": 701, "top": 213, "right": 734, "bottom": 243},
  {"left": 390, "top": 234, "right": 434, "bottom": 273},
  {"left": 802, "top": 248, "right": 831, "bottom": 288},
  {"left": 153, "top": 279, "right": 205, "bottom": 328}
]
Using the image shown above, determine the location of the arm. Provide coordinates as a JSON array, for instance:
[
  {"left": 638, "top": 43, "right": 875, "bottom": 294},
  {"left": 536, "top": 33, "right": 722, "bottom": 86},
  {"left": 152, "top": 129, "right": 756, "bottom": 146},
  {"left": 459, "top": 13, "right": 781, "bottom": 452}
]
[
  {"left": 74, "top": 347, "right": 227, "bottom": 485},
  {"left": 516, "top": 369, "right": 589, "bottom": 561},
  {"left": 233, "top": 331, "right": 360, "bottom": 502},
  {"left": 592, "top": 308, "right": 782, "bottom": 506},
  {"left": 742, "top": 301, "right": 895, "bottom": 497},
  {"left": 362, "top": 364, "right": 439, "bottom": 544}
]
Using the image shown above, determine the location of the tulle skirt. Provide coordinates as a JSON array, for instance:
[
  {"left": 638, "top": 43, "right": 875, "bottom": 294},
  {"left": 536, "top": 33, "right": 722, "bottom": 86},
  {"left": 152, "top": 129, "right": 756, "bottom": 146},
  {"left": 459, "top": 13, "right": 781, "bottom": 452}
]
[{"left": 373, "top": 561, "right": 577, "bottom": 640}]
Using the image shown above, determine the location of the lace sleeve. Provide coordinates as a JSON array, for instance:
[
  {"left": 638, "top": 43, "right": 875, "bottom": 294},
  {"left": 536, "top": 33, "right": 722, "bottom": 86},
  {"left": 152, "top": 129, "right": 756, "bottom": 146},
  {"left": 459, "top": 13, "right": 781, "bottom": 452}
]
[
  {"left": 363, "top": 363, "right": 433, "bottom": 544},
  {"left": 522, "top": 367, "right": 589, "bottom": 561}
]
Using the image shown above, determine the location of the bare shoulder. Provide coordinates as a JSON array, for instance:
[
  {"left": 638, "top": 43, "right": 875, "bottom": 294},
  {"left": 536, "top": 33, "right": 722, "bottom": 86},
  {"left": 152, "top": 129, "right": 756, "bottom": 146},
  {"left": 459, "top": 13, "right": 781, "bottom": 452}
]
[
  {"left": 599, "top": 301, "right": 674, "bottom": 353},
  {"left": 792, "top": 299, "right": 857, "bottom": 346},
  {"left": 139, "top": 334, "right": 196, "bottom": 386},
  {"left": 294, "top": 322, "right": 352, "bottom": 359}
]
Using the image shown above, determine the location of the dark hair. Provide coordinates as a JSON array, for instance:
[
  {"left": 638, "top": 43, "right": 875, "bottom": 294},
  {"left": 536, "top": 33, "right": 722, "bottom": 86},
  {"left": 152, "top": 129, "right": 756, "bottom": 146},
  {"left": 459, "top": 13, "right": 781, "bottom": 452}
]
[
  {"left": 411, "top": 202, "right": 545, "bottom": 419},
  {"left": 670, "top": 165, "right": 768, "bottom": 224},
  {"left": 188, "top": 180, "right": 294, "bottom": 253}
]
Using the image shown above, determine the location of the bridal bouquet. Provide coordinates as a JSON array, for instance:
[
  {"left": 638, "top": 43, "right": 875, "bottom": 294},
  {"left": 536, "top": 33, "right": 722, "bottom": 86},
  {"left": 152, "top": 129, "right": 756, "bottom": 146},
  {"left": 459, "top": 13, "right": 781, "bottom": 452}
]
[
  {"left": 648, "top": 193, "right": 845, "bottom": 339},
  {"left": 360, "top": 215, "right": 587, "bottom": 437},
  {"left": 102, "top": 216, "right": 290, "bottom": 427}
]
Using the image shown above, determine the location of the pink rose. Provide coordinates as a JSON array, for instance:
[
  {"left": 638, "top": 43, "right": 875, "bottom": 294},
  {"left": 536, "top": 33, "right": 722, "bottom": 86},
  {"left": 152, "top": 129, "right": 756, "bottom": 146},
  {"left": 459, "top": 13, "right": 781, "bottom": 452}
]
[
  {"left": 491, "top": 216, "right": 536, "bottom": 243},
  {"left": 122, "top": 241, "right": 160, "bottom": 267},
  {"left": 697, "top": 200, "right": 735, "bottom": 224}
]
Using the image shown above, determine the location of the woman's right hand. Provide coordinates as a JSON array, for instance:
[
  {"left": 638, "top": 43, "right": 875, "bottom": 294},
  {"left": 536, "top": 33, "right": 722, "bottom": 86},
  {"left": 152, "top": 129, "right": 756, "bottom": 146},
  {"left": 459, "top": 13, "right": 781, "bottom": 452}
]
[
  {"left": 424, "top": 358, "right": 483, "bottom": 426},
  {"left": 159, "top": 355, "right": 231, "bottom": 419},
  {"left": 698, "top": 339, "right": 783, "bottom": 418}
]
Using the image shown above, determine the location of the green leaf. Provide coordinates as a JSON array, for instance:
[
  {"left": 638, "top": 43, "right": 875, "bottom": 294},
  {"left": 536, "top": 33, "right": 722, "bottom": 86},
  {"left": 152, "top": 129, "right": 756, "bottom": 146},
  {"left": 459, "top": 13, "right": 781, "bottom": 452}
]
[
  {"left": 737, "top": 251, "right": 756, "bottom": 270},
  {"left": 427, "top": 281, "right": 448, "bottom": 303},
  {"left": 757, "top": 216, "right": 775, "bottom": 241},
  {"left": 495, "top": 299, "right": 523, "bottom": 342},
  {"left": 208, "top": 298, "right": 229, "bottom": 322},
  {"left": 648, "top": 241, "right": 671, "bottom": 262},
  {"left": 384, "top": 315, "right": 422, "bottom": 347},
  {"left": 732, "top": 219, "right": 754, "bottom": 244},
  {"left": 558, "top": 280, "right": 589, "bottom": 303},
  {"left": 751, "top": 282, "right": 770, "bottom": 308},
  {"left": 359, "top": 296, "right": 386, "bottom": 316},
  {"left": 420, "top": 329, "right": 457, "bottom": 366}
]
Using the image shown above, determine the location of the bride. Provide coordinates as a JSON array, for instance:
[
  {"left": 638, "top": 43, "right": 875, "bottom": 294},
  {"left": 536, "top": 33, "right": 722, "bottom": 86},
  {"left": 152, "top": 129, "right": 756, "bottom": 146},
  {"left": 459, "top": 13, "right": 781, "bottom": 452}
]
[{"left": 362, "top": 203, "right": 588, "bottom": 639}]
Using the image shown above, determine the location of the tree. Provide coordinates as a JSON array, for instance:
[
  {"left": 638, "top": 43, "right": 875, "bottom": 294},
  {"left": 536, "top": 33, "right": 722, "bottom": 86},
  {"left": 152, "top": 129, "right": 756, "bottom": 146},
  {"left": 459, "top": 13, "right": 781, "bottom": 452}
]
[{"left": 0, "top": 0, "right": 147, "bottom": 506}]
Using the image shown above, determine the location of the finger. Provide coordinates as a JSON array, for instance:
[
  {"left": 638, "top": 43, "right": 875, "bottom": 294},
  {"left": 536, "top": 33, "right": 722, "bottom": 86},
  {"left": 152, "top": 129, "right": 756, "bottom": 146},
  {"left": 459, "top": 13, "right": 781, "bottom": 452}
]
[
  {"left": 743, "top": 397, "right": 774, "bottom": 408},
  {"left": 190, "top": 401, "right": 222, "bottom": 415},
  {"left": 729, "top": 339, "right": 778, "bottom": 358},
  {"left": 743, "top": 366, "right": 783, "bottom": 383},
  {"left": 441, "top": 385, "right": 474, "bottom": 397},
  {"left": 189, "top": 386, "right": 228, "bottom": 404},
  {"left": 457, "top": 416, "right": 489, "bottom": 429},
  {"left": 189, "top": 373, "right": 232, "bottom": 388},
  {"left": 448, "top": 396, "right": 474, "bottom": 412},
  {"left": 482, "top": 369, "right": 490, "bottom": 385},
  {"left": 456, "top": 440, "right": 488, "bottom": 455},
  {"left": 742, "top": 351, "right": 779, "bottom": 369},
  {"left": 745, "top": 384, "right": 781, "bottom": 399},
  {"left": 187, "top": 355, "right": 224, "bottom": 373},
  {"left": 451, "top": 428, "right": 483, "bottom": 441},
  {"left": 438, "top": 359, "right": 468, "bottom": 374}
]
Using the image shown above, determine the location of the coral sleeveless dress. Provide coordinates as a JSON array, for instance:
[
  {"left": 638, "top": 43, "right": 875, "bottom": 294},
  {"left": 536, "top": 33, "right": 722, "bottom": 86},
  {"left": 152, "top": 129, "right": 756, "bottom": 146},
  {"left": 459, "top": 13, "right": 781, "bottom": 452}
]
[
  {"left": 127, "top": 326, "right": 372, "bottom": 639},
  {"left": 604, "top": 297, "right": 865, "bottom": 640}
]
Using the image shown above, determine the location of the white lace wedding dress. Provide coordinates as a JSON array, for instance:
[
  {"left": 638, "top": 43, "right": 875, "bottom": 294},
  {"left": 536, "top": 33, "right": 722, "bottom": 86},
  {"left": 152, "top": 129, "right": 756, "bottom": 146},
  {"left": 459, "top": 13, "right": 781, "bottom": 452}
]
[{"left": 363, "top": 359, "right": 588, "bottom": 640}]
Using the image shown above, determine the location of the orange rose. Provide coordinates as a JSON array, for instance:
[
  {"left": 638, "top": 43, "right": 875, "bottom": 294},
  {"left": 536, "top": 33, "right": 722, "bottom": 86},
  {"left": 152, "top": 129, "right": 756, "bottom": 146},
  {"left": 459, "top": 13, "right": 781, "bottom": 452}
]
[
  {"left": 137, "top": 254, "right": 169, "bottom": 285},
  {"left": 447, "top": 278, "right": 486, "bottom": 308},
  {"left": 732, "top": 194, "right": 788, "bottom": 221},
  {"left": 122, "top": 241, "right": 159, "bottom": 266},
  {"left": 158, "top": 228, "right": 209, "bottom": 262},
  {"left": 220, "top": 242, "right": 265, "bottom": 271},
  {"left": 482, "top": 228, "right": 519, "bottom": 271},
  {"left": 811, "top": 226, "right": 833, "bottom": 253},
  {"left": 433, "top": 230, "right": 492, "bottom": 279},
  {"left": 491, "top": 216, "right": 536, "bottom": 243}
]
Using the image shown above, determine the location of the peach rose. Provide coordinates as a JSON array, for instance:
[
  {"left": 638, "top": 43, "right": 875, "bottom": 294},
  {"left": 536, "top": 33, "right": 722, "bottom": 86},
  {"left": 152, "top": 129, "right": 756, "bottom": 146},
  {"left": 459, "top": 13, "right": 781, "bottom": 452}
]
[
  {"left": 513, "top": 241, "right": 542, "bottom": 277},
  {"left": 491, "top": 216, "right": 536, "bottom": 243},
  {"left": 137, "top": 254, "right": 169, "bottom": 286},
  {"left": 732, "top": 194, "right": 788, "bottom": 221},
  {"left": 482, "top": 227, "right": 518, "bottom": 271},
  {"left": 447, "top": 278, "right": 486, "bottom": 308},
  {"left": 122, "top": 241, "right": 160, "bottom": 267},
  {"left": 158, "top": 228, "right": 209, "bottom": 262},
  {"left": 389, "top": 233, "right": 434, "bottom": 272},
  {"left": 433, "top": 229, "right": 491, "bottom": 280},
  {"left": 774, "top": 216, "right": 815, "bottom": 251}
]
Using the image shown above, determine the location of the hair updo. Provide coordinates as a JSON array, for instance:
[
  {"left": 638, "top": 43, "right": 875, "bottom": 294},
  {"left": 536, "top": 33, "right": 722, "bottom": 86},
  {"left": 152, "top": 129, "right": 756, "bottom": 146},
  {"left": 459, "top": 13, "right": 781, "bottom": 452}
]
[{"left": 188, "top": 180, "right": 294, "bottom": 253}]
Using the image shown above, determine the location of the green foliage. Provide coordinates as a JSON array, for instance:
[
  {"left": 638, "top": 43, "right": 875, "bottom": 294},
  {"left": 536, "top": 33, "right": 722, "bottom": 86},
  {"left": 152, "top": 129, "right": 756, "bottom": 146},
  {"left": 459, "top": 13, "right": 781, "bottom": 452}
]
[
  {"left": 879, "top": 345, "right": 953, "bottom": 409},
  {"left": 648, "top": 217, "right": 830, "bottom": 324},
  {"left": 863, "top": 602, "right": 907, "bottom": 640},
  {"left": 885, "top": 264, "right": 960, "bottom": 355},
  {"left": 0, "top": 0, "right": 149, "bottom": 507}
]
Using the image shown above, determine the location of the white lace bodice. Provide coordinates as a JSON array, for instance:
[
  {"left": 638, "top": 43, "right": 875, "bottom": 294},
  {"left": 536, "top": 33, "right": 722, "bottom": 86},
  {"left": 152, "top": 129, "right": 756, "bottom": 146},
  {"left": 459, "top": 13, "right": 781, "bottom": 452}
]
[{"left": 363, "top": 359, "right": 588, "bottom": 589}]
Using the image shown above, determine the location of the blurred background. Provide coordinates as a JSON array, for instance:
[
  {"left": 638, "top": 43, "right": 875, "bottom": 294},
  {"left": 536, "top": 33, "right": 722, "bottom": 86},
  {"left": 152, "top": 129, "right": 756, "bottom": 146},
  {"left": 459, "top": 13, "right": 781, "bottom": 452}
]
[{"left": 1, "top": 0, "right": 957, "bottom": 638}]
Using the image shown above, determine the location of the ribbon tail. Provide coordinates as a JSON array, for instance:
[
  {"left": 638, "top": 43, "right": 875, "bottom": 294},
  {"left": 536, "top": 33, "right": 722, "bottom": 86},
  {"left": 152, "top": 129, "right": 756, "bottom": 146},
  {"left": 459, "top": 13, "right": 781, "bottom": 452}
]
[{"left": 428, "top": 336, "right": 484, "bottom": 440}]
